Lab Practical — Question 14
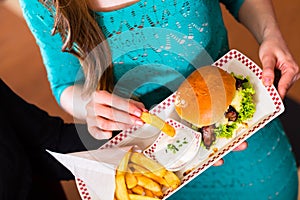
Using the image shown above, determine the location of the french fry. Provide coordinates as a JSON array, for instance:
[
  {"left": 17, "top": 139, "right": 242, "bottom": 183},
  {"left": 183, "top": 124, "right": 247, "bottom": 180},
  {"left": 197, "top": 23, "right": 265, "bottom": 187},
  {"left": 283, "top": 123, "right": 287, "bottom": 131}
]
[
  {"left": 163, "top": 171, "right": 181, "bottom": 190},
  {"left": 115, "top": 174, "right": 130, "bottom": 200},
  {"left": 129, "top": 163, "right": 169, "bottom": 187},
  {"left": 130, "top": 153, "right": 167, "bottom": 177},
  {"left": 128, "top": 163, "right": 146, "bottom": 175},
  {"left": 131, "top": 185, "right": 145, "bottom": 195},
  {"left": 140, "top": 112, "right": 175, "bottom": 137},
  {"left": 125, "top": 172, "right": 138, "bottom": 189},
  {"left": 115, "top": 151, "right": 132, "bottom": 200},
  {"left": 117, "top": 151, "right": 131, "bottom": 175},
  {"left": 136, "top": 175, "right": 162, "bottom": 193},
  {"left": 151, "top": 190, "right": 164, "bottom": 199},
  {"left": 129, "top": 194, "right": 160, "bottom": 200},
  {"left": 115, "top": 152, "right": 181, "bottom": 200},
  {"left": 144, "top": 189, "right": 154, "bottom": 197}
]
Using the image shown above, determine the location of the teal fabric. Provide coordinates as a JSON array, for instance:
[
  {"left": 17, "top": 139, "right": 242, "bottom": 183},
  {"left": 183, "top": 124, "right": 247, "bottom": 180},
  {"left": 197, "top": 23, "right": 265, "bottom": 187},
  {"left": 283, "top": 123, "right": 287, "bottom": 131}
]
[
  {"left": 20, "top": 0, "right": 298, "bottom": 199},
  {"left": 20, "top": 0, "right": 84, "bottom": 104},
  {"left": 20, "top": 0, "right": 233, "bottom": 105},
  {"left": 171, "top": 118, "right": 298, "bottom": 200}
]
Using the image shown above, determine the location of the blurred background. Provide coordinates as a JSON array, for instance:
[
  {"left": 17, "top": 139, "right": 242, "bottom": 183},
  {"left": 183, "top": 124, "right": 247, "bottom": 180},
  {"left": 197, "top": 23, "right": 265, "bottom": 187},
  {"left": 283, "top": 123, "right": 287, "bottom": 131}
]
[{"left": 0, "top": 0, "right": 299, "bottom": 199}]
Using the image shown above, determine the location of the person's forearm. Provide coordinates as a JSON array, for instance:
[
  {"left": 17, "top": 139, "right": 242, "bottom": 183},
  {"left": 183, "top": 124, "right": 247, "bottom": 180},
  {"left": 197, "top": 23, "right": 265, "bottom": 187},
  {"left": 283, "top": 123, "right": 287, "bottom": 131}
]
[
  {"left": 238, "top": 0, "right": 282, "bottom": 44},
  {"left": 60, "top": 85, "right": 90, "bottom": 121}
]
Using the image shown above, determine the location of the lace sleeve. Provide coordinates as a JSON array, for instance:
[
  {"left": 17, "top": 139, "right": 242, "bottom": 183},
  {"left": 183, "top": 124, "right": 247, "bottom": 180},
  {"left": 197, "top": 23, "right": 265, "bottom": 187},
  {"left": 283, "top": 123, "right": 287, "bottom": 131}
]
[
  {"left": 219, "top": 0, "right": 245, "bottom": 20},
  {"left": 19, "top": 0, "right": 84, "bottom": 104}
]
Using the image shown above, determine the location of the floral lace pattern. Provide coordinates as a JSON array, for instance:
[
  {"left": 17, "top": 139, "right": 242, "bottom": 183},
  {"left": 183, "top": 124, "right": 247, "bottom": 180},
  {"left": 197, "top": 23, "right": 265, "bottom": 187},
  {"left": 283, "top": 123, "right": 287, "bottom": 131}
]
[{"left": 20, "top": 0, "right": 242, "bottom": 104}]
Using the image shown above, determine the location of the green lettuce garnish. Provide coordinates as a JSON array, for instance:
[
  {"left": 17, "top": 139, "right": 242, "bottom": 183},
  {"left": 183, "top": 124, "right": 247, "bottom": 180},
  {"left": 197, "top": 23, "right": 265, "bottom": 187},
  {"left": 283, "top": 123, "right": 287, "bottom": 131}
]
[
  {"left": 214, "top": 75, "right": 256, "bottom": 138},
  {"left": 237, "top": 86, "right": 256, "bottom": 122},
  {"left": 215, "top": 122, "right": 238, "bottom": 138}
]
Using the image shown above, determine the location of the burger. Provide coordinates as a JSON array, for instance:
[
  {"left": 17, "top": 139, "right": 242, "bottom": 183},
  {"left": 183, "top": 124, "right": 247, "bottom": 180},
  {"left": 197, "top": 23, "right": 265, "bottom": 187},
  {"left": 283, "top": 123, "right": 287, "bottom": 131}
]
[{"left": 174, "top": 66, "right": 256, "bottom": 149}]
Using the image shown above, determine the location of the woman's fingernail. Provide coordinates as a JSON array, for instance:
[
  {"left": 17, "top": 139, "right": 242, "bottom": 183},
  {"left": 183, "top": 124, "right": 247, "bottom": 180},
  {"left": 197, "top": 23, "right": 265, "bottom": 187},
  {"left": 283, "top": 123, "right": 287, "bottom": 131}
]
[
  {"left": 95, "top": 132, "right": 111, "bottom": 140},
  {"left": 135, "top": 120, "right": 144, "bottom": 126},
  {"left": 134, "top": 111, "right": 142, "bottom": 117}
]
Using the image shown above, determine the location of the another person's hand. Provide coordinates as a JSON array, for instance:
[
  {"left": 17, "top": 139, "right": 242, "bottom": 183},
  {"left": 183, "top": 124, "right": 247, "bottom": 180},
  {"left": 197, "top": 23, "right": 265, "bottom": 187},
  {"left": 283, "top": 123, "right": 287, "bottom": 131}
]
[
  {"left": 213, "top": 141, "right": 248, "bottom": 166},
  {"left": 85, "top": 90, "right": 146, "bottom": 139},
  {"left": 259, "top": 35, "right": 300, "bottom": 99}
]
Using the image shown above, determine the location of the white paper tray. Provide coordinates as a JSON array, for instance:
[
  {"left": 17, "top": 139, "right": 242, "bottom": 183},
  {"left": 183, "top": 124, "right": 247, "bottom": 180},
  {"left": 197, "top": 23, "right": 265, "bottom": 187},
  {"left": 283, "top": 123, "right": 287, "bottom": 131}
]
[{"left": 75, "top": 49, "right": 284, "bottom": 200}]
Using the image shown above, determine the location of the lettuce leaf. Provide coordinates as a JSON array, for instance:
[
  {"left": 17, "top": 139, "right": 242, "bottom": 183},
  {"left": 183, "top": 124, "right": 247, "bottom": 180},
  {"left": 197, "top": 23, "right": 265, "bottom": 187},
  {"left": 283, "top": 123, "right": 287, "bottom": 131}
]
[
  {"left": 214, "top": 122, "right": 237, "bottom": 138},
  {"left": 237, "top": 79, "right": 256, "bottom": 122},
  {"left": 214, "top": 75, "right": 256, "bottom": 138}
]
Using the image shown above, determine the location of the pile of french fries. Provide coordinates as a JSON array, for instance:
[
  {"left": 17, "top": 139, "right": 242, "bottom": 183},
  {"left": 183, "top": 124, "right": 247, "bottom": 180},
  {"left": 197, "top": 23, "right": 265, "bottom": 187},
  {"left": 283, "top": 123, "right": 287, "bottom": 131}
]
[{"left": 114, "top": 152, "right": 181, "bottom": 200}]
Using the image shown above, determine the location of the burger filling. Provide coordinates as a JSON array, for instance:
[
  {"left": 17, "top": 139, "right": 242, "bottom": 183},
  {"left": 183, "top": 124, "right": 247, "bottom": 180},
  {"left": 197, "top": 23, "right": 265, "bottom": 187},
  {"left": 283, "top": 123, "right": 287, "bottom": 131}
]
[{"left": 193, "top": 74, "right": 256, "bottom": 149}]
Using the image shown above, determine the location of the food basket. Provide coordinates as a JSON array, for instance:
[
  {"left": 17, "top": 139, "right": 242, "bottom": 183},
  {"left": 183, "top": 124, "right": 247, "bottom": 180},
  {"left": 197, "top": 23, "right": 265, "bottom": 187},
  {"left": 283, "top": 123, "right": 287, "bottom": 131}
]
[{"left": 49, "top": 49, "right": 285, "bottom": 200}]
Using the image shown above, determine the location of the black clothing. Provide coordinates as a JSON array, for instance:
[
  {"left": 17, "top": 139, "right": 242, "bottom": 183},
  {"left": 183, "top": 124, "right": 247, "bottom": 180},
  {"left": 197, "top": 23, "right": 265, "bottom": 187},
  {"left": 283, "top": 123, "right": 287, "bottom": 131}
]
[{"left": 0, "top": 79, "right": 104, "bottom": 199}]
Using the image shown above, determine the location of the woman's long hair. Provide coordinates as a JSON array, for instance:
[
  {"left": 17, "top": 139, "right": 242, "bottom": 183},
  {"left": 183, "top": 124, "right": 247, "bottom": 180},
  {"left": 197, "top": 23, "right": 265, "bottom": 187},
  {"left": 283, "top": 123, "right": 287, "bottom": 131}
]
[{"left": 41, "top": 0, "right": 113, "bottom": 95}]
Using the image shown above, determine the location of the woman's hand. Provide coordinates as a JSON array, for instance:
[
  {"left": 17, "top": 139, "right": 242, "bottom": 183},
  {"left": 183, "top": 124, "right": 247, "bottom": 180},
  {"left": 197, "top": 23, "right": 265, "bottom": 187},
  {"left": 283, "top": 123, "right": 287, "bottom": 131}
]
[
  {"left": 259, "top": 36, "right": 300, "bottom": 99},
  {"left": 238, "top": 0, "right": 300, "bottom": 99},
  {"left": 213, "top": 141, "right": 248, "bottom": 166},
  {"left": 85, "top": 90, "right": 146, "bottom": 139}
]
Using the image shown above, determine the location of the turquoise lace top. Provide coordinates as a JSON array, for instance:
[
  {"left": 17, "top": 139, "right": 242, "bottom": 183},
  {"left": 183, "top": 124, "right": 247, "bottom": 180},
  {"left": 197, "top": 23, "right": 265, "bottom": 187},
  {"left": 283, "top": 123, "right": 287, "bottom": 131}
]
[
  {"left": 20, "top": 0, "right": 298, "bottom": 199},
  {"left": 19, "top": 0, "right": 242, "bottom": 106}
]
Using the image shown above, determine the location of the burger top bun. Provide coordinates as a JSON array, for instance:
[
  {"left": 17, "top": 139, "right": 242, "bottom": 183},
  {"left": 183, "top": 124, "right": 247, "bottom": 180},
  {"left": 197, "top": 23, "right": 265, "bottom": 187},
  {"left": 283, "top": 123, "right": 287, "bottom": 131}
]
[{"left": 175, "top": 66, "right": 236, "bottom": 127}]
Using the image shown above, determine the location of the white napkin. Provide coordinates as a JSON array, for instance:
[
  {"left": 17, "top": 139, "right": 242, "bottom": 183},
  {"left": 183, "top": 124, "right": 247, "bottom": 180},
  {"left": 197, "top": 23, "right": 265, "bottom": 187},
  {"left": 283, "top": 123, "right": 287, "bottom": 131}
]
[{"left": 47, "top": 146, "right": 133, "bottom": 200}]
